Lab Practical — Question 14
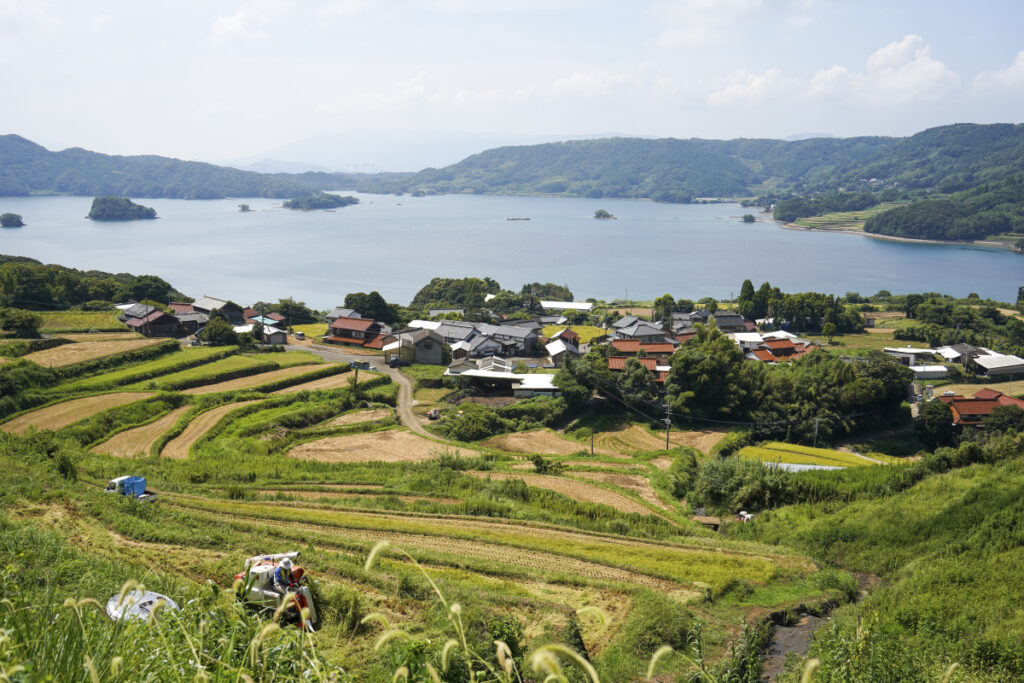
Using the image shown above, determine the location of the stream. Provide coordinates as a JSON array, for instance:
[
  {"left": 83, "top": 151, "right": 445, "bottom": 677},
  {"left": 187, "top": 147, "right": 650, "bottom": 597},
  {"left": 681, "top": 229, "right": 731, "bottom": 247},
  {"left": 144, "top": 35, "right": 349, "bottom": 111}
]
[{"left": 760, "top": 612, "right": 825, "bottom": 681}]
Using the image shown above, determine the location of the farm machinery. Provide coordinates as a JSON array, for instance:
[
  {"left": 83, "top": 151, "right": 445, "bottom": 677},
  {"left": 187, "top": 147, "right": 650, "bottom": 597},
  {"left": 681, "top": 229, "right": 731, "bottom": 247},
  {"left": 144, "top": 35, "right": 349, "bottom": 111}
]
[
  {"left": 105, "top": 476, "right": 157, "bottom": 502},
  {"left": 235, "top": 551, "right": 319, "bottom": 632}
]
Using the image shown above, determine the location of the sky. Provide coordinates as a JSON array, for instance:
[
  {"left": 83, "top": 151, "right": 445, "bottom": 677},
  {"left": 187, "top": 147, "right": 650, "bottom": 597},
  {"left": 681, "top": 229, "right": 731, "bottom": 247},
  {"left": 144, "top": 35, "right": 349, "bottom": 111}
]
[{"left": 3, "top": 0, "right": 1024, "bottom": 170}]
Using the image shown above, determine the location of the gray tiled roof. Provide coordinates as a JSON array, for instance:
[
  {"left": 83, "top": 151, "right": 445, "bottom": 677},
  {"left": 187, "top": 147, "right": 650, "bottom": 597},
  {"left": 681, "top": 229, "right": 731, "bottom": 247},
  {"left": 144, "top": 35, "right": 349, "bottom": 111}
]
[{"left": 123, "top": 303, "right": 157, "bottom": 319}]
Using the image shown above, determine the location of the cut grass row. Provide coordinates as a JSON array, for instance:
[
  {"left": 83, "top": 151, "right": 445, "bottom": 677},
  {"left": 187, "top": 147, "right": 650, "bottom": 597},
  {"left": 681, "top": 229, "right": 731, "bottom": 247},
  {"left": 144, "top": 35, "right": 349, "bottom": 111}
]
[
  {"left": 55, "top": 346, "right": 238, "bottom": 393},
  {"left": 22, "top": 338, "right": 165, "bottom": 368}
]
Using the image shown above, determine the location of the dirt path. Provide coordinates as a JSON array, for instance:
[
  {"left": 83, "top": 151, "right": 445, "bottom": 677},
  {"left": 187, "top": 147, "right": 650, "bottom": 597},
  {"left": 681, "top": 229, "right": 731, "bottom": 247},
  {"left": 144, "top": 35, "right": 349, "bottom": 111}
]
[
  {"left": 160, "top": 400, "right": 262, "bottom": 458},
  {"left": 2, "top": 392, "right": 156, "bottom": 434}
]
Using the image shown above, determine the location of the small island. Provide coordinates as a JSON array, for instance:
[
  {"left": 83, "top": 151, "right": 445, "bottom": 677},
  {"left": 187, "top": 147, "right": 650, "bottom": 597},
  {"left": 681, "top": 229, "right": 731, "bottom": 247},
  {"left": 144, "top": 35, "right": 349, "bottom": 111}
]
[
  {"left": 238, "top": 203, "right": 251, "bottom": 212},
  {"left": 593, "top": 209, "right": 616, "bottom": 220},
  {"left": 0, "top": 212, "right": 25, "bottom": 228},
  {"left": 283, "top": 193, "right": 359, "bottom": 211},
  {"left": 87, "top": 196, "right": 157, "bottom": 221},
  {"left": 742, "top": 213, "right": 756, "bottom": 223}
]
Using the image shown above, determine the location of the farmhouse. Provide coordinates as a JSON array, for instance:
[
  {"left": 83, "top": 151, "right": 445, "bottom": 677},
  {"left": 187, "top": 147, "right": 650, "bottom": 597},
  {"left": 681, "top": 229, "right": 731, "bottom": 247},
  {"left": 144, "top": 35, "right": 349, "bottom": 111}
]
[
  {"left": 326, "top": 307, "right": 361, "bottom": 322},
  {"left": 938, "top": 388, "right": 1024, "bottom": 426},
  {"left": 191, "top": 296, "right": 246, "bottom": 325},
  {"left": 118, "top": 304, "right": 178, "bottom": 337},
  {"left": 883, "top": 347, "right": 940, "bottom": 366},
  {"left": 383, "top": 328, "right": 445, "bottom": 365},
  {"left": 607, "top": 356, "right": 670, "bottom": 383},
  {"left": 609, "top": 340, "right": 677, "bottom": 358},
  {"left": 175, "top": 311, "right": 209, "bottom": 335},
  {"left": 614, "top": 321, "right": 671, "bottom": 343},
  {"left": 324, "top": 317, "right": 388, "bottom": 349},
  {"left": 545, "top": 338, "right": 580, "bottom": 367},
  {"left": 451, "top": 335, "right": 504, "bottom": 359},
  {"left": 243, "top": 308, "right": 285, "bottom": 325}
]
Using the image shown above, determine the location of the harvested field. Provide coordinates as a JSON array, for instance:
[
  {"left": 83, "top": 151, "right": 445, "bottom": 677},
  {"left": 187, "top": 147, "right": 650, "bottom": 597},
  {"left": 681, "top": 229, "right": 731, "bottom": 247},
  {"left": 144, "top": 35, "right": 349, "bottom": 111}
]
[
  {"left": 322, "top": 408, "right": 394, "bottom": 427},
  {"left": 161, "top": 400, "right": 262, "bottom": 459},
  {"left": 571, "top": 471, "right": 668, "bottom": 510},
  {"left": 2, "top": 392, "right": 156, "bottom": 434},
  {"left": 468, "top": 471, "right": 653, "bottom": 515},
  {"left": 483, "top": 429, "right": 625, "bottom": 457},
  {"left": 94, "top": 406, "right": 190, "bottom": 457},
  {"left": 512, "top": 460, "right": 642, "bottom": 471},
  {"left": 21, "top": 338, "right": 164, "bottom": 367},
  {"left": 57, "top": 332, "right": 142, "bottom": 342},
  {"left": 183, "top": 365, "right": 323, "bottom": 394},
  {"left": 593, "top": 424, "right": 726, "bottom": 454},
  {"left": 288, "top": 430, "right": 450, "bottom": 464},
  {"left": 650, "top": 457, "right": 672, "bottom": 470},
  {"left": 939, "top": 380, "right": 1024, "bottom": 399},
  {"left": 273, "top": 371, "right": 375, "bottom": 394}
]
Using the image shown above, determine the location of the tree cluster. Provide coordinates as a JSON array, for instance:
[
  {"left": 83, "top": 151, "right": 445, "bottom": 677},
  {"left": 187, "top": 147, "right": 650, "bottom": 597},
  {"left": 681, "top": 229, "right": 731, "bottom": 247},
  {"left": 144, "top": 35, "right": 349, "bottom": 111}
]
[
  {"left": 736, "top": 280, "right": 863, "bottom": 332},
  {"left": 0, "top": 255, "right": 182, "bottom": 309},
  {"left": 344, "top": 291, "right": 399, "bottom": 324},
  {"left": 0, "top": 213, "right": 24, "bottom": 227},
  {"left": 282, "top": 193, "right": 358, "bottom": 210},
  {"left": 87, "top": 196, "right": 157, "bottom": 221}
]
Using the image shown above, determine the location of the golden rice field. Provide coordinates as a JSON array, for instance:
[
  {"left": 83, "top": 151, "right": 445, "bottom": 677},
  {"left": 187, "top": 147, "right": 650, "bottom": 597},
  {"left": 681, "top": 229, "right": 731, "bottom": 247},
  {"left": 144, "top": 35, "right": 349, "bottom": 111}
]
[
  {"left": 592, "top": 424, "right": 722, "bottom": 454},
  {"left": 21, "top": 338, "right": 164, "bottom": 367},
  {"left": 467, "top": 471, "right": 654, "bottom": 516},
  {"left": 273, "top": 370, "right": 379, "bottom": 394},
  {"left": 93, "top": 406, "right": 190, "bottom": 457},
  {"left": 570, "top": 471, "right": 669, "bottom": 510},
  {"left": 322, "top": 408, "right": 394, "bottom": 427},
  {"left": 1, "top": 392, "right": 155, "bottom": 434},
  {"left": 287, "top": 429, "right": 452, "bottom": 464},
  {"left": 482, "top": 428, "right": 610, "bottom": 456},
  {"left": 160, "top": 400, "right": 263, "bottom": 459}
]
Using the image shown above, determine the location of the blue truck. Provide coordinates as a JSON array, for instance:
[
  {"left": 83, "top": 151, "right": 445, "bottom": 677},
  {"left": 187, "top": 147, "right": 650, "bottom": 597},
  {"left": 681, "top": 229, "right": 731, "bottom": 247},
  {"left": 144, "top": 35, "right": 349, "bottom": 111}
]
[{"left": 105, "top": 476, "right": 157, "bottom": 502}]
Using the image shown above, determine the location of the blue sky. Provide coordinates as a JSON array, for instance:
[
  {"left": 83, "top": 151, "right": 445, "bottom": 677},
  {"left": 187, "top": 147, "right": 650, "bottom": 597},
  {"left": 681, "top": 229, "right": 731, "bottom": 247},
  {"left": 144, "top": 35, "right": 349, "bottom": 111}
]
[{"left": 3, "top": 0, "right": 1023, "bottom": 168}]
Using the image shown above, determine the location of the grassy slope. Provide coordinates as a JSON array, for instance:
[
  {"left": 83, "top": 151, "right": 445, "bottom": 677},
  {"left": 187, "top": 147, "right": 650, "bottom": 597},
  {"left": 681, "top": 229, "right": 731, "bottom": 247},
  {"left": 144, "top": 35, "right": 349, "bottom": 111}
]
[
  {"left": 36, "top": 310, "right": 128, "bottom": 333},
  {"left": 0, "top": 346, "right": 843, "bottom": 679},
  {"left": 732, "top": 445, "right": 1024, "bottom": 680}
]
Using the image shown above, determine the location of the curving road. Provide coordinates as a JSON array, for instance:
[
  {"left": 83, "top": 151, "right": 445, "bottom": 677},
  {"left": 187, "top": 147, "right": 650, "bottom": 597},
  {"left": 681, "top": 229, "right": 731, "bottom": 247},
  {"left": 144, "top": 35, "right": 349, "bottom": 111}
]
[{"left": 284, "top": 344, "right": 434, "bottom": 439}]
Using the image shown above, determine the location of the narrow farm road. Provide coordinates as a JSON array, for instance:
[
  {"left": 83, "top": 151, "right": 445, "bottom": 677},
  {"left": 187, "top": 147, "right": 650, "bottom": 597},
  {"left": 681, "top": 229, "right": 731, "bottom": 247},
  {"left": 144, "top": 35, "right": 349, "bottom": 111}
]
[{"left": 285, "top": 344, "right": 434, "bottom": 439}]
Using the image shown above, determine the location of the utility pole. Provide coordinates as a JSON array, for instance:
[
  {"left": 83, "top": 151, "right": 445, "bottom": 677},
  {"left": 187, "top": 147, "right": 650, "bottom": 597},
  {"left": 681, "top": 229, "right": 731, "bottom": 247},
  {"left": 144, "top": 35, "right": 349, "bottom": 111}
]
[
  {"left": 664, "top": 403, "right": 672, "bottom": 450},
  {"left": 813, "top": 416, "right": 820, "bottom": 448},
  {"left": 591, "top": 432, "right": 594, "bottom": 455}
]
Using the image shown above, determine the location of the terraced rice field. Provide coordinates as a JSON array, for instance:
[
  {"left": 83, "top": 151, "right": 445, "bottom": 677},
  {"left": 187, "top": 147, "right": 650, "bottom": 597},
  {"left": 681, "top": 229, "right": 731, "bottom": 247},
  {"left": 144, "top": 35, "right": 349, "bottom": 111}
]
[
  {"left": 288, "top": 430, "right": 450, "bottom": 464},
  {"left": 467, "top": 471, "right": 654, "bottom": 515},
  {"left": 254, "top": 489, "right": 458, "bottom": 504},
  {"left": 739, "top": 442, "right": 880, "bottom": 468},
  {"left": 570, "top": 471, "right": 669, "bottom": 510},
  {"left": 57, "top": 332, "right": 142, "bottom": 342},
  {"left": 593, "top": 424, "right": 718, "bottom": 454},
  {"left": 322, "top": 408, "right": 394, "bottom": 427},
  {"left": 182, "top": 365, "right": 324, "bottom": 395},
  {"left": 273, "top": 371, "right": 376, "bottom": 394},
  {"left": 160, "top": 401, "right": 262, "bottom": 459},
  {"left": 483, "top": 429, "right": 624, "bottom": 457},
  {"left": 21, "top": 338, "right": 164, "bottom": 367},
  {"left": 1, "top": 392, "right": 155, "bottom": 434},
  {"left": 93, "top": 406, "right": 190, "bottom": 457}
]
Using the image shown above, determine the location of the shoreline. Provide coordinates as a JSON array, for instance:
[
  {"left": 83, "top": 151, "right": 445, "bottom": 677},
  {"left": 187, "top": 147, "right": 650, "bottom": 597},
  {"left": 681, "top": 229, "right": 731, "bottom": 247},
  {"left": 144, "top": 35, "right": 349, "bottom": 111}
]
[{"left": 779, "top": 221, "right": 1020, "bottom": 252}]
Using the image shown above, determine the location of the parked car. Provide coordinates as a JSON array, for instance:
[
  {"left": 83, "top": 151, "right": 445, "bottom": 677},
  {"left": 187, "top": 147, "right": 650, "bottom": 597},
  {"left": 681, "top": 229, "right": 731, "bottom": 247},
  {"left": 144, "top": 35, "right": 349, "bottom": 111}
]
[
  {"left": 387, "top": 358, "right": 410, "bottom": 368},
  {"left": 294, "top": 331, "right": 305, "bottom": 340},
  {"left": 349, "top": 360, "right": 371, "bottom": 370}
]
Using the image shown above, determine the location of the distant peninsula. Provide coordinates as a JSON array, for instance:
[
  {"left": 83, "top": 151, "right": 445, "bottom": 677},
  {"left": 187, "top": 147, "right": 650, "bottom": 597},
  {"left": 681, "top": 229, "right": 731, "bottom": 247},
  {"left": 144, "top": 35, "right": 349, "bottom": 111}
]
[
  {"left": 87, "top": 196, "right": 157, "bottom": 221},
  {"left": 283, "top": 193, "right": 359, "bottom": 210}
]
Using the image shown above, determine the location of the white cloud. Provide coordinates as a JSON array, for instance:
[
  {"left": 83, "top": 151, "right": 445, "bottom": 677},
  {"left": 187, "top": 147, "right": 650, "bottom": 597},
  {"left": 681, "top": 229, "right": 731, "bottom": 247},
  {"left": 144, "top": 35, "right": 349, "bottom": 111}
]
[
  {"left": 211, "top": 1, "right": 292, "bottom": 44},
  {"left": 974, "top": 51, "right": 1024, "bottom": 90},
  {"left": 551, "top": 71, "right": 631, "bottom": 97},
  {"left": 809, "top": 35, "right": 957, "bottom": 104},
  {"left": 653, "top": 0, "right": 762, "bottom": 47},
  {"left": 708, "top": 68, "right": 785, "bottom": 106}
]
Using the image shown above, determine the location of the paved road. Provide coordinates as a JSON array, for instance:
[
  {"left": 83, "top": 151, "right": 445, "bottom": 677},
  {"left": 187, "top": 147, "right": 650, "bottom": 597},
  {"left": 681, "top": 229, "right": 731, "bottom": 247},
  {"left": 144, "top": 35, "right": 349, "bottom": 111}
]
[{"left": 284, "top": 344, "right": 434, "bottom": 439}]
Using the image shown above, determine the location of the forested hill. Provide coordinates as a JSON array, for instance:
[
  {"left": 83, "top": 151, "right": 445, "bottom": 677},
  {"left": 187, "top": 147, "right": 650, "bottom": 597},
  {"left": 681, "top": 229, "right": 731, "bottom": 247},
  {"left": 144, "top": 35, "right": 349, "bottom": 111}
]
[
  {"left": 354, "top": 135, "right": 897, "bottom": 200},
  {"left": 0, "top": 135, "right": 346, "bottom": 199}
]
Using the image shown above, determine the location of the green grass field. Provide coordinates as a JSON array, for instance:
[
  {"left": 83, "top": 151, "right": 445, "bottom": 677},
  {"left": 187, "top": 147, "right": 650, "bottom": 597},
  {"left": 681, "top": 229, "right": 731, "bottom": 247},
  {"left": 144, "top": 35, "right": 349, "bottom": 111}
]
[
  {"left": 291, "top": 322, "right": 327, "bottom": 338},
  {"left": 36, "top": 310, "right": 128, "bottom": 333},
  {"left": 55, "top": 346, "right": 236, "bottom": 393},
  {"left": 123, "top": 354, "right": 274, "bottom": 390},
  {"left": 805, "top": 330, "right": 929, "bottom": 355}
]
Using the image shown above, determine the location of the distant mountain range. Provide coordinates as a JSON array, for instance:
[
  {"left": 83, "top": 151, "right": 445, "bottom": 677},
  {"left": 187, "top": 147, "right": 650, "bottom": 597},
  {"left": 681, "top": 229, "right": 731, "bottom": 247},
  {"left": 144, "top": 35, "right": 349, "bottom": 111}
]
[{"left": 2, "top": 123, "right": 1024, "bottom": 207}]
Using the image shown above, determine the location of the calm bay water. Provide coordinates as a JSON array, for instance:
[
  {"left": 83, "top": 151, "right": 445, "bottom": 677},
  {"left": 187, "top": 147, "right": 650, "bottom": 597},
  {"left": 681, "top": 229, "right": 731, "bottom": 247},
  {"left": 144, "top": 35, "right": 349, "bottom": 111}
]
[{"left": 0, "top": 193, "right": 1020, "bottom": 308}]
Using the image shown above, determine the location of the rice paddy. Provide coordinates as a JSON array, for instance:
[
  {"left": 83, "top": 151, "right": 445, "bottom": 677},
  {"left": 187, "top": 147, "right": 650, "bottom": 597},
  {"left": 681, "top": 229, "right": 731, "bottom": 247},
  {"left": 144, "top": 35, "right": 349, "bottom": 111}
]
[
  {"left": 739, "top": 441, "right": 881, "bottom": 468},
  {"left": 160, "top": 400, "right": 263, "bottom": 459},
  {"left": 467, "top": 471, "right": 656, "bottom": 515},
  {"left": 287, "top": 429, "right": 451, "bottom": 463},
  {"left": 1, "top": 392, "right": 156, "bottom": 434},
  {"left": 93, "top": 405, "right": 190, "bottom": 457},
  {"left": 21, "top": 338, "right": 164, "bottom": 367},
  {"left": 181, "top": 363, "right": 325, "bottom": 394}
]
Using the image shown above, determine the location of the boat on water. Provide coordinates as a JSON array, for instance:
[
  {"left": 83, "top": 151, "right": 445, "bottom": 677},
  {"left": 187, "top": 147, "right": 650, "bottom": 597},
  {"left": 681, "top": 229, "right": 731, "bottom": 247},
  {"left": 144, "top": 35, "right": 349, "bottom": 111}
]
[{"left": 506, "top": 217, "right": 530, "bottom": 221}]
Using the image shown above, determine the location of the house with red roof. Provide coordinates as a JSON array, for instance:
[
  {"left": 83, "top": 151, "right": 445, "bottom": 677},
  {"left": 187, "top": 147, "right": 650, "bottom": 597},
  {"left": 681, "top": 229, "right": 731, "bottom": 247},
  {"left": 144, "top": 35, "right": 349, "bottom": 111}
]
[
  {"left": 937, "top": 388, "right": 1024, "bottom": 426},
  {"left": 324, "top": 316, "right": 388, "bottom": 349}
]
